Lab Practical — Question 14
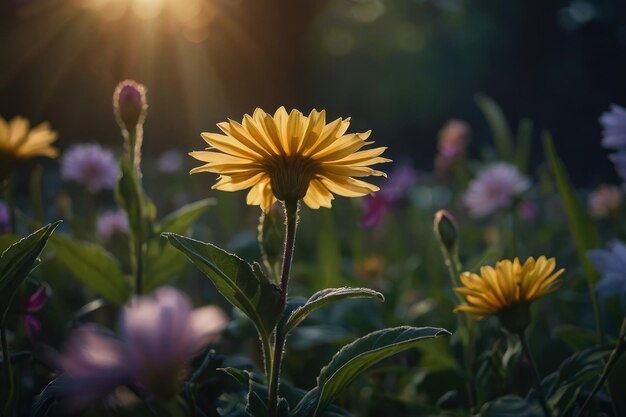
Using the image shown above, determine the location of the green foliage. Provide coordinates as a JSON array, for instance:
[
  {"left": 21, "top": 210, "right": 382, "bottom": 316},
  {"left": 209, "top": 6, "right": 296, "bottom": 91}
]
[
  {"left": 144, "top": 198, "right": 215, "bottom": 291},
  {"left": 116, "top": 158, "right": 149, "bottom": 243},
  {"left": 542, "top": 132, "right": 600, "bottom": 281},
  {"left": 164, "top": 233, "right": 283, "bottom": 341},
  {"left": 284, "top": 287, "right": 384, "bottom": 335},
  {"left": 480, "top": 395, "right": 542, "bottom": 417},
  {"left": 515, "top": 119, "right": 533, "bottom": 173},
  {"left": 292, "top": 326, "right": 450, "bottom": 417},
  {"left": 50, "top": 234, "right": 131, "bottom": 304},
  {"left": 534, "top": 345, "right": 611, "bottom": 417},
  {"left": 476, "top": 94, "right": 514, "bottom": 162},
  {"left": 0, "top": 222, "right": 59, "bottom": 322}
]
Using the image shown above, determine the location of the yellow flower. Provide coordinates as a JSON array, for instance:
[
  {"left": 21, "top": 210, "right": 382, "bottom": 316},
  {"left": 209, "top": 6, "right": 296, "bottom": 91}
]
[
  {"left": 190, "top": 107, "right": 390, "bottom": 212},
  {"left": 0, "top": 116, "right": 58, "bottom": 161},
  {"left": 454, "top": 257, "right": 564, "bottom": 330}
]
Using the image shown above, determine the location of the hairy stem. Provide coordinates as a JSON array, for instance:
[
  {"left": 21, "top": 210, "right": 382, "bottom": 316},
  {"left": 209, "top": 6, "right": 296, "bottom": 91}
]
[{"left": 267, "top": 199, "right": 298, "bottom": 417}]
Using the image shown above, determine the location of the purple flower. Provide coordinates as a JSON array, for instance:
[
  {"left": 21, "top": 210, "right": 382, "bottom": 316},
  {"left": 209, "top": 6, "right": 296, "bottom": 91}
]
[
  {"left": 61, "top": 144, "right": 119, "bottom": 193},
  {"left": 22, "top": 287, "right": 48, "bottom": 344},
  {"left": 464, "top": 163, "right": 530, "bottom": 218},
  {"left": 588, "top": 241, "right": 626, "bottom": 301},
  {"left": 361, "top": 163, "right": 416, "bottom": 228},
  {"left": 0, "top": 200, "right": 9, "bottom": 233},
  {"left": 381, "top": 164, "right": 417, "bottom": 201},
  {"left": 518, "top": 199, "right": 538, "bottom": 222},
  {"left": 600, "top": 104, "right": 626, "bottom": 150},
  {"left": 96, "top": 210, "right": 129, "bottom": 240},
  {"left": 157, "top": 149, "right": 184, "bottom": 173},
  {"left": 58, "top": 287, "right": 228, "bottom": 409}
]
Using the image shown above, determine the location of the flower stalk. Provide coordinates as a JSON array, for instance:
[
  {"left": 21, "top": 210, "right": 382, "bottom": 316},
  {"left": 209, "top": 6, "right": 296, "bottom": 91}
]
[{"left": 267, "top": 199, "right": 299, "bottom": 417}]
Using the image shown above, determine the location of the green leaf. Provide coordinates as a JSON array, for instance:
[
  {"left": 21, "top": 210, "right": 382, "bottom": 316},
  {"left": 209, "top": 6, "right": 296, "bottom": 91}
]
[
  {"left": 219, "top": 367, "right": 251, "bottom": 387},
  {"left": 476, "top": 94, "right": 514, "bottom": 161},
  {"left": 0, "top": 234, "right": 19, "bottom": 253},
  {"left": 292, "top": 326, "right": 449, "bottom": 417},
  {"left": 555, "top": 325, "right": 598, "bottom": 351},
  {"left": 515, "top": 118, "right": 533, "bottom": 173},
  {"left": 50, "top": 235, "right": 131, "bottom": 304},
  {"left": 163, "top": 233, "right": 282, "bottom": 340},
  {"left": 533, "top": 344, "right": 611, "bottom": 416},
  {"left": 480, "top": 395, "right": 542, "bottom": 417},
  {"left": 0, "top": 222, "right": 59, "bottom": 322},
  {"left": 156, "top": 198, "right": 215, "bottom": 236},
  {"left": 283, "top": 287, "right": 384, "bottom": 335},
  {"left": 144, "top": 199, "right": 215, "bottom": 292},
  {"left": 543, "top": 132, "right": 600, "bottom": 282}
]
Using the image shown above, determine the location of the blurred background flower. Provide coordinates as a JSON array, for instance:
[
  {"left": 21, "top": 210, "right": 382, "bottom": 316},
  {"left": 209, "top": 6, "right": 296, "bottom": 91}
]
[
  {"left": 588, "top": 241, "right": 626, "bottom": 301},
  {"left": 588, "top": 184, "right": 622, "bottom": 219},
  {"left": 59, "top": 287, "right": 228, "bottom": 408},
  {"left": 0, "top": 200, "right": 10, "bottom": 233},
  {"left": 96, "top": 209, "right": 129, "bottom": 240},
  {"left": 60, "top": 144, "right": 119, "bottom": 192},
  {"left": 464, "top": 162, "right": 530, "bottom": 218}
]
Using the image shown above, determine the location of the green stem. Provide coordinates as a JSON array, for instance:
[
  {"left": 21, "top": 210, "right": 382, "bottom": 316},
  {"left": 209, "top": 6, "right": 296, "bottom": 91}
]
[
  {"left": 518, "top": 331, "right": 552, "bottom": 417},
  {"left": 574, "top": 318, "right": 626, "bottom": 417},
  {"left": 438, "top": 242, "right": 476, "bottom": 410},
  {"left": 267, "top": 199, "right": 299, "bottom": 417},
  {"left": 510, "top": 207, "right": 518, "bottom": 257},
  {"left": 1, "top": 324, "right": 14, "bottom": 415}
]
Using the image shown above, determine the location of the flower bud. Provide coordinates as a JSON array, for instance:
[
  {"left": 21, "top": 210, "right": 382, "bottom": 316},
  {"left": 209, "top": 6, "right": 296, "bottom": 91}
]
[
  {"left": 434, "top": 209, "right": 458, "bottom": 252},
  {"left": 113, "top": 80, "right": 147, "bottom": 133}
]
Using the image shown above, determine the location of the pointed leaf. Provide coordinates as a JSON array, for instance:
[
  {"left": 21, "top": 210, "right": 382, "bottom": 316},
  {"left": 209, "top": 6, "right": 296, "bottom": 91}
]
[
  {"left": 156, "top": 198, "right": 216, "bottom": 235},
  {"left": 543, "top": 132, "right": 600, "bottom": 282},
  {"left": 283, "top": 287, "right": 384, "bottom": 335},
  {"left": 164, "top": 233, "right": 282, "bottom": 339},
  {"left": 292, "top": 326, "right": 449, "bottom": 417},
  {"left": 50, "top": 235, "right": 131, "bottom": 304},
  {"left": 476, "top": 94, "right": 514, "bottom": 161},
  {"left": 0, "top": 222, "right": 60, "bottom": 321}
]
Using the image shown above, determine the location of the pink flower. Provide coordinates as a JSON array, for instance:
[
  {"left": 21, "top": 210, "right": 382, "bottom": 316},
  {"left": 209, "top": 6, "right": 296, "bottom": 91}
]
[
  {"left": 588, "top": 185, "right": 622, "bottom": 219},
  {"left": 464, "top": 163, "right": 530, "bottom": 218},
  {"left": 518, "top": 199, "right": 538, "bottom": 222},
  {"left": 361, "top": 194, "right": 390, "bottom": 228},
  {"left": 435, "top": 119, "right": 470, "bottom": 176},
  {"left": 438, "top": 119, "right": 470, "bottom": 159},
  {"left": 23, "top": 287, "right": 48, "bottom": 344},
  {"left": 58, "top": 287, "right": 228, "bottom": 409},
  {"left": 61, "top": 144, "right": 119, "bottom": 193},
  {"left": 96, "top": 210, "right": 129, "bottom": 240}
]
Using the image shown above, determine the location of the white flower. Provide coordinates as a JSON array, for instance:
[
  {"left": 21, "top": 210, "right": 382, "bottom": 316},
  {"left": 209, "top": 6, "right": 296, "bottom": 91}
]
[
  {"left": 96, "top": 210, "right": 129, "bottom": 240},
  {"left": 464, "top": 162, "right": 530, "bottom": 218},
  {"left": 61, "top": 144, "right": 119, "bottom": 193}
]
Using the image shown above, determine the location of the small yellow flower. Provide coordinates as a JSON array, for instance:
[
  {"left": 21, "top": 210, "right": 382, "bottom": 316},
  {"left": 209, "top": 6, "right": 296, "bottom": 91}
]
[
  {"left": 190, "top": 107, "right": 390, "bottom": 212},
  {"left": 454, "top": 257, "right": 564, "bottom": 330},
  {"left": 0, "top": 116, "right": 58, "bottom": 161}
]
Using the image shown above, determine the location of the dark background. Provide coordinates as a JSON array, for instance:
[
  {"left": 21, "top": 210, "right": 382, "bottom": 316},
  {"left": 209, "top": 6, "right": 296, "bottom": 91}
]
[{"left": 2, "top": 0, "right": 626, "bottom": 185}]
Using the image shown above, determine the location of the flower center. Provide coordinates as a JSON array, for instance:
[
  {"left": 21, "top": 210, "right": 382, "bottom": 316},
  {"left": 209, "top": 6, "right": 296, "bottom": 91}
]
[{"left": 265, "top": 154, "right": 320, "bottom": 202}]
